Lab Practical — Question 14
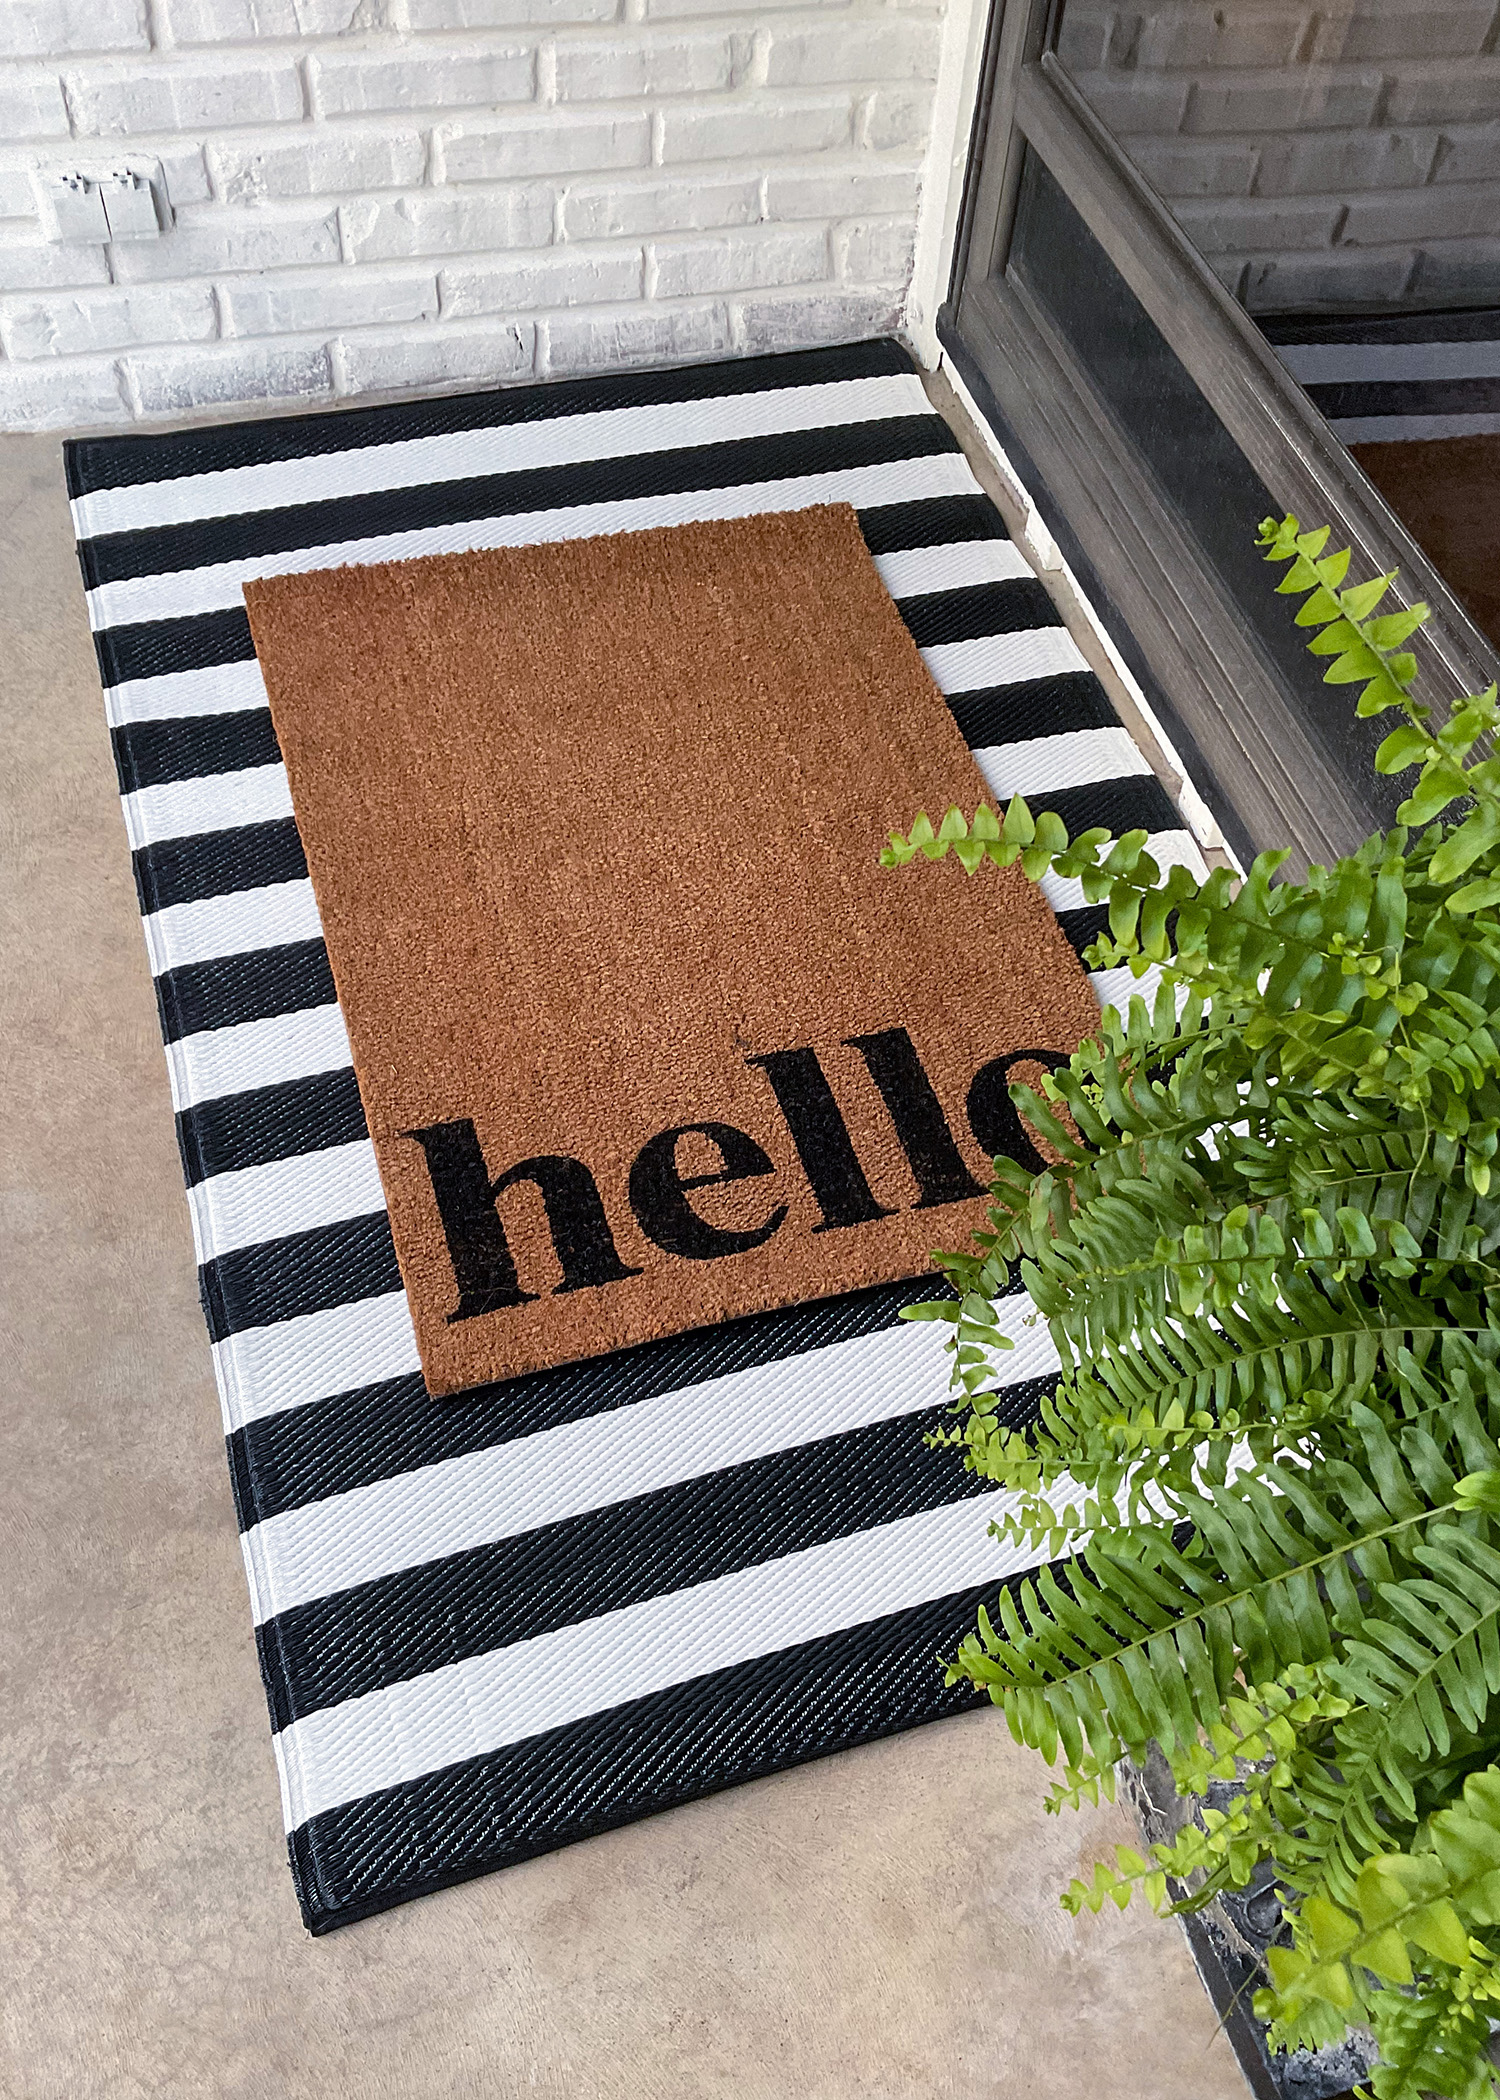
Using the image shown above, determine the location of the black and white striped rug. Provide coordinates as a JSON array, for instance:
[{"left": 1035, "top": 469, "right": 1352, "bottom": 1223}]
[
  {"left": 68, "top": 338, "right": 1198, "bottom": 1932},
  {"left": 1263, "top": 306, "right": 1500, "bottom": 444}
]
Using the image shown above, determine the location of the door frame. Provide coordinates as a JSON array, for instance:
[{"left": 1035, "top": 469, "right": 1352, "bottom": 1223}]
[{"left": 940, "top": 0, "right": 1500, "bottom": 866}]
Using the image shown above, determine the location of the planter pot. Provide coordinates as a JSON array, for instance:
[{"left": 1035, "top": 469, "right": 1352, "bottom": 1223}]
[{"left": 1125, "top": 1751, "right": 1379, "bottom": 2100}]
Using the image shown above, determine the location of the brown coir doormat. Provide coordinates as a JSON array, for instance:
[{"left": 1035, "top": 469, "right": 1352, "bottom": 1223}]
[{"left": 245, "top": 504, "right": 1099, "bottom": 1397}]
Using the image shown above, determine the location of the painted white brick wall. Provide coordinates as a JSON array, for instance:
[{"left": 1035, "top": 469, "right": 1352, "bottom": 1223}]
[
  {"left": 1059, "top": 2, "right": 1500, "bottom": 314},
  {"left": 0, "top": 0, "right": 956, "bottom": 428}
]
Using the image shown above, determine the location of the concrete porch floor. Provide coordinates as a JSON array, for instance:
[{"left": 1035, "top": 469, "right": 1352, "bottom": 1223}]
[{"left": 0, "top": 426, "right": 1247, "bottom": 2100}]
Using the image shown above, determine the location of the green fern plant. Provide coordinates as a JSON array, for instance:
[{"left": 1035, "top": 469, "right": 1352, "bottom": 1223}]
[{"left": 884, "top": 516, "right": 1500, "bottom": 2099}]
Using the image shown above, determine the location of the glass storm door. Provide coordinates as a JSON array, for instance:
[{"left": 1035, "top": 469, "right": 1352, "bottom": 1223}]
[{"left": 945, "top": 0, "right": 1500, "bottom": 866}]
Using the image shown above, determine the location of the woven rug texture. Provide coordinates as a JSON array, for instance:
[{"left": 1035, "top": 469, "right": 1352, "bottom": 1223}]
[{"left": 67, "top": 338, "right": 1199, "bottom": 1931}]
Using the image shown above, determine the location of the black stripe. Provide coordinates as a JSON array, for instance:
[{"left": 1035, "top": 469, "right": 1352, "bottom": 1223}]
[
  {"left": 66, "top": 339, "right": 914, "bottom": 498},
  {"left": 1260, "top": 307, "right": 1500, "bottom": 347},
  {"left": 946, "top": 671, "right": 1118, "bottom": 750},
  {"left": 155, "top": 940, "right": 334, "bottom": 1043},
  {"left": 899, "top": 578, "right": 1059, "bottom": 650},
  {"left": 1057, "top": 904, "right": 1110, "bottom": 959},
  {"left": 1305, "top": 375, "right": 1500, "bottom": 420},
  {"left": 260, "top": 1397, "right": 1047, "bottom": 1729},
  {"left": 91, "top": 496, "right": 998, "bottom": 686},
  {"left": 95, "top": 606, "right": 254, "bottom": 690},
  {"left": 81, "top": 414, "right": 960, "bottom": 587},
  {"left": 856, "top": 492, "right": 1006, "bottom": 556},
  {"left": 226, "top": 1272, "right": 979, "bottom": 1527},
  {"left": 199, "top": 1209, "right": 398, "bottom": 1343},
  {"left": 134, "top": 815, "right": 305, "bottom": 916},
  {"left": 286, "top": 1577, "right": 1001, "bottom": 1932},
  {"left": 178, "top": 1067, "right": 366, "bottom": 1187},
  {"left": 114, "top": 706, "right": 280, "bottom": 793},
  {"left": 1046, "top": 773, "right": 1179, "bottom": 839}
]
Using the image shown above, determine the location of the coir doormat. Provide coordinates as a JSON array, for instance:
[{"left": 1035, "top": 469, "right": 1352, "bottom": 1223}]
[
  {"left": 67, "top": 339, "right": 1196, "bottom": 1932},
  {"left": 244, "top": 507, "right": 1099, "bottom": 1396}
]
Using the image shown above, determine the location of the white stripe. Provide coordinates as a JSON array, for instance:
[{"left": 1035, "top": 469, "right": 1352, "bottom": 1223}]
[
  {"left": 104, "top": 537, "right": 1031, "bottom": 730},
  {"left": 86, "top": 452, "right": 982, "bottom": 630},
  {"left": 167, "top": 1002, "right": 350, "bottom": 1115},
  {"left": 875, "top": 537, "right": 1032, "bottom": 599},
  {"left": 212, "top": 1288, "right": 420, "bottom": 1435},
  {"left": 972, "top": 725, "right": 1152, "bottom": 802},
  {"left": 1091, "top": 962, "right": 1165, "bottom": 1015},
  {"left": 1038, "top": 829, "right": 1206, "bottom": 916},
  {"left": 1277, "top": 339, "right": 1500, "bottom": 385},
  {"left": 244, "top": 1293, "right": 1055, "bottom": 1626},
  {"left": 72, "top": 373, "right": 932, "bottom": 539},
  {"left": 188, "top": 1138, "right": 382, "bottom": 1263},
  {"left": 123, "top": 762, "right": 292, "bottom": 850},
  {"left": 144, "top": 878, "right": 323, "bottom": 973},
  {"left": 1331, "top": 411, "right": 1500, "bottom": 443},
  {"left": 124, "top": 684, "right": 1142, "bottom": 861},
  {"left": 106, "top": 656, "right": 268, "bottom": 726},
  {"left": 272, "top": 1490, "right": 1045, "bottom": 1830},
  {"left": 922, "top": 625, "right": 1087, "bottom": 694}
]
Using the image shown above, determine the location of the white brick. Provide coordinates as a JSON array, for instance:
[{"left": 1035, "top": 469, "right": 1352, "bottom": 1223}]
[
  {"left": 405, "top": 0, "right": 614, "bottom": 23},
  {"left": 64, "top": 57, "right": 305, "bottom": 136},
  {"left": 0, "top": 235, "right": 111, "bottom": 291},
  {"left": 440, "top": 244, "right": 642, "bottom": 313},
  {"left": 732, "top": 285, "right": 899, "bottom": 355},
  {"left": 0, "top": 353, "right": 128, "bottom": 427},
  {"left": 553, "top": 29, "right": 739, "bottom": 102},
  {"left": 861, "top": 85, "right": 933, "bottom": 152},
  {"left": 562, "top": 172, "right": 759, "bottom": 238},
  {"left": 158, "top": 142, "right": 213, "bottom": 206},
  {"left": 0, "top": 166, "right": 39, "bottom": 220},
  {"left": 1053, "top": 4, "right": 1110, "bottom": 70},
  {"left": 1172, "top": 193, "right": 1342, "bottom": 256},
  {"left": 1135, "top": 4, "right": 1309, "bottom": 72},
  {"left": 1432, "top": 123, "right": 1500, "bottom": 185},
  {"left": 310, "top": 44, "right": 535, "bottom": 117},
  {"left": 1065, "top": 71, "right": 1188, "bottom": 137},
  {"left": 220, "top": 264, "right": 439, "bottom": 333},
  {"left": 764, "top": 19, "right": 941, "bottom": 88},
  {"left": 542, "top": 296, "right": 729, "bottom": 374},
  {"left": 1181, "top": 72, "right": 1383, "bottom": 137},
  {"left": 1123, "top": 136, "right": 1258, "bottom": 199},
  {"left": 160, "top": 0, "right": 404, "bottom": 35},
  {"left": 658, "top": 94, "right": 851, "bottom": 164},
  {"left": 835, "top": 215, "right": 914, "bottom": 284},
  {"left": 293, "top": 0, "right": 400, "bottom": 29},
  {"left": 765, "top": 161, "right": 921, "bottom": 221},
  {"left": 156, "top": 0, "right": 297, "bottom": 39},
  {"left": 1409, "top": 236, "right": 1500, "bottom": 304},
  {"left": 0, "top": 71, "right": 69, "bottom": 140},
  {"left": 0, "top": 0, "right": 146, "bottom": 58},
  {"left": 334, "top": 314, "right": 534, "bottom": 395},
  {"left": 440, "top": 110, "right": 649, "bottom": 182},
  {"left": 209, "top": 128, "right": 426, "bottom": 202},
  {"left": 1239, "top": 246, "right": 1417, "bottom": 314},
  {"left": 1386, "top": 59, "right": 1500, "bottom": 128},
  {"left": 647, "top": 0, "right": 839, "bottom": 17},
  {"left": 109, "top": 203, "right": 341, "bottom": 279},
  {"left": 2, "top": 281, "right": 216, "bottom": 357},
  {"left": 653, "top": 224, "right": 826, "bottom": 297},
  {"left": 340, "top": 185, "right": 555, "bottom": 258},
  {"left": 1334, "top": 4, "right": 1495, "bottom": 61},
  {"left": 1343, "top": 180, "right": 1500, "bottom": 246},
  {"left": 127, "top": 338, "right": 334, "bottom": 415},
  {"left": 1251, "top": 128, "right": 1439, "bottom": 195}
]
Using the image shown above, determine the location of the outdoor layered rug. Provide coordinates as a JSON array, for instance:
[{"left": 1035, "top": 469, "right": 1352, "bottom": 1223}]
[{"left": 67, "top": 338, "right": 1195, "bottom": 1931}]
